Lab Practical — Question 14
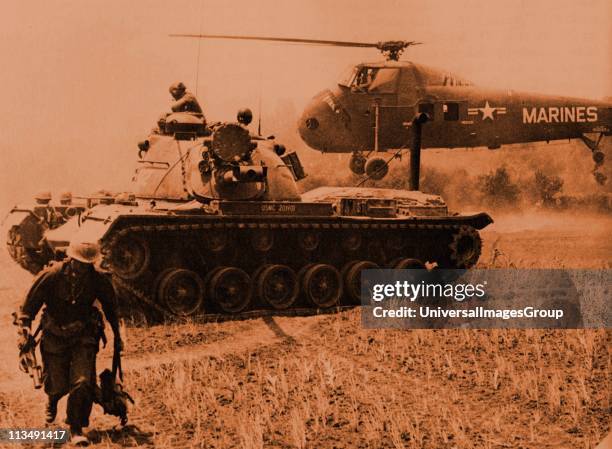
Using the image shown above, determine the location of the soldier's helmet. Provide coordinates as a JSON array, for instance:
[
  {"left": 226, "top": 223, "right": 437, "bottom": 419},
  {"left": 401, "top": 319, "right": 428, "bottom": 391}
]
[
  {"left": 34, "top": 191, "right": 52, "bottom": 204},
  {"left": 169, "top": 81, "right": 186, "bottom": 99},
  {"left": 66, "top": 241, "right": 100, "bottom": 264},
  {"left": 59, "top": 191, "right": 72, "bottom": 205},
  {"left": 237, "top": 108, "right": 253, "bottom": 126}
]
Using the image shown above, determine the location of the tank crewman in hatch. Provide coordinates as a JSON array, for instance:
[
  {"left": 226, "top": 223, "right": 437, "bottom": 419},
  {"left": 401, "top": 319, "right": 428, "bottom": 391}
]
[
  {"left": 169, "top": 81, "right": 203, "bottom": 114},
  {"left": 14, "top": 241, "right": 122, "bottom": 447},
  {"left": 33, "top": 191, "right": 60, "bottom": 229},
  {"left": 34, "top": 191, "right": 52, "bottom": 206},
  {"left": 59, "top": 191, "right": 73, "bottom": 205},
  {"left": 152, "top": 82, "right": 206, "bottom": 134}
]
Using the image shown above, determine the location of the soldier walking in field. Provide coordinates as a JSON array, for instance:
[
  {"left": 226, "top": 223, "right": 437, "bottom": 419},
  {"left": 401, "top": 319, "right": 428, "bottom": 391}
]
[{"left": 14, "top": 241, "right": 122, "bottom": 447}]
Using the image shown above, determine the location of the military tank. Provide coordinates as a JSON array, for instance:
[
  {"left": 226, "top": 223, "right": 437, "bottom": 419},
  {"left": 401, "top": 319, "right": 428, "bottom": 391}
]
[
  {"left": 21, "top": 110, "right": 489, "bottom": 320},
  {"left": 4, "top": 191, "right": 106, "bottom": 273}
]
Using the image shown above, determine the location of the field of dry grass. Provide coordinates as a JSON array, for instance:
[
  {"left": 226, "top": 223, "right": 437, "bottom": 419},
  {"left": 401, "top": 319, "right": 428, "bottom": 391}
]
[{"left": 0, "top": 212, "right": 610, "bottom": 448}]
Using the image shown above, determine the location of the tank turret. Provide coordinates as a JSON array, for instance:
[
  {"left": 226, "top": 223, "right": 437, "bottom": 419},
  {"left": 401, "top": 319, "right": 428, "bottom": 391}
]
[{"left": 131, "top": 112, "right": 304, "bottom": 203}]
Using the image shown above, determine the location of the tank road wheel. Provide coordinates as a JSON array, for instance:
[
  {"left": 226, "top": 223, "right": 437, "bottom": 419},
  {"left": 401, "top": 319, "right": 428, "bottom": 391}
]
[
  {"left": 449, "top": 226, "right": 482, "bottom": 269},
  {"left": 256, "top": 264, "right": 299, "bottom": 310},
  {"left": 342, "top": 260, "right": 379, "bottom": 304},
  {"left": 6, "top": 226, "right": 46, "bottom": 274},
  {"left": 157, "top": 269, "right": 205, "bottom": 317},
  {"left": 298, "top": 231, "right": 320, "bottom": 252},
  {"left": 349, "top": 153, "right": 366, "bottom": 175},
  {"left": 341, "top": 232, "right": 362, "bottom": 252},
  {"left": 207, "top": 267, "right": 252, "bottom": 314},
  {"left": 393, "top": 258, "right": 426, "bottom": 269},
  {"left": 300, "top": 264, "right": 342, "bottom": 308},
  {"left": 108, "top": 234, "right": 150, "bottom": 279},
  {"left": 251, "top": 229, "right": 274, "bottom": 252},
  {"left": 6, "top": 226, "right": 29, "bottom": 263}
]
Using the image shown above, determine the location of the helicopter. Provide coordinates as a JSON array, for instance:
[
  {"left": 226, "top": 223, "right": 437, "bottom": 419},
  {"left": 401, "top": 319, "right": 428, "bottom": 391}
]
[{"left": 171, "top": 34, "right": 612, "bottom": 184}]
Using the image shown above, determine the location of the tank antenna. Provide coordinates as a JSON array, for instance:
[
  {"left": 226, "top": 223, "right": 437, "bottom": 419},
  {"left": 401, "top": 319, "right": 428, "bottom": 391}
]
[
  {"left": 194, "top": 0, "right": 204, "bottom": 96},
  {"left": 257, "top": 93, "right": 262, "bottom": 136},
  {"left": 257, "top": 72, "right": 262, "bottom": 136}
]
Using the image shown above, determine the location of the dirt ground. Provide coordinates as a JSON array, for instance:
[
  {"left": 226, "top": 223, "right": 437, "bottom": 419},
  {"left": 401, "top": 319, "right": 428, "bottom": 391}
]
[{"left": 0, "top": 211, "right": 609, "bottom": 448}]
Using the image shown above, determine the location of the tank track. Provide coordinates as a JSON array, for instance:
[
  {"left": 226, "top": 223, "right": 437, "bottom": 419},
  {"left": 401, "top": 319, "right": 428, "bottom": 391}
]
[
  {"left": 112, "top": 275, "right": 354, "bottom": 323},
  {"left": 103, "top": 215, "right": 485, "bottom": 321}
]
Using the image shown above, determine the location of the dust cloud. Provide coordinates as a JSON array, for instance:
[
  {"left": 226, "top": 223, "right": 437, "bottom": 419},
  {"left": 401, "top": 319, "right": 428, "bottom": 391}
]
[{"left": 293, "top": 123, "right": 612, "bottom": 215}]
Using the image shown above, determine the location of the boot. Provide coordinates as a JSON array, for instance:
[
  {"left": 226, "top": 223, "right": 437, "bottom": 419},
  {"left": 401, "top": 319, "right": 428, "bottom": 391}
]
[
  {"left": 70, "top": 426, "right": 89, "bottom": 447},
  {"left": 45, "top": 397, "right": 58, "bottom": 424}
]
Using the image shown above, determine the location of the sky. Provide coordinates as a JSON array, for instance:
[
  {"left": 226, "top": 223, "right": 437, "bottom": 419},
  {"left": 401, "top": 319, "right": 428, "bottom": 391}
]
[{"left": 0, "top": 0, "right": 610, "bottom": 210}]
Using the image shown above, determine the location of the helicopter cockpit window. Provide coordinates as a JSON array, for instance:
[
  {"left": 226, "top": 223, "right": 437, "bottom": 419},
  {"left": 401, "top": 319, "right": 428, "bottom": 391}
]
[
  {"left": 338, "top": 65, "right": 358, "bottom": 87},
  {"left": 367, "top": 68, "right": 399, "bottom": 93},
  {"left": 342, "top": 66, "right": 399, "bottom": 93},
  {"left": 349, "top": 67, "right": 380, "bottom": 90}
]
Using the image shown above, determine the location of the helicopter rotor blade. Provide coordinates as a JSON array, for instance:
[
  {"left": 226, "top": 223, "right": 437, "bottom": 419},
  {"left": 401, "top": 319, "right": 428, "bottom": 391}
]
[
  {"left": 169, "top": 34, "right": 380, "bottom": 48},
  {"left": 170, "top": 34, "right": 422, "bottom": 60}
]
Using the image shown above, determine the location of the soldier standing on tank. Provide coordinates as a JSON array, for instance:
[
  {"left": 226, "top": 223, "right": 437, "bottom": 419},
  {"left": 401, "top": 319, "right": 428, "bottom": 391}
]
[
  {"left": 34, "top": 191, "right": 52, "bottom": 206},
  {"left": 56, "top": 192, "right": 74, "bottom": 223},
  {"left": 33, "top": 191, "right": 58, "bottom": 229},
  {"left": 169, "top": 81, "right": 204, "bottom": 114},
  {"left": 59, "top": 191, "right": 73, "bottom": 206},
  {"left": 14, "top": 241, "right": 122, "bottom": 447}
]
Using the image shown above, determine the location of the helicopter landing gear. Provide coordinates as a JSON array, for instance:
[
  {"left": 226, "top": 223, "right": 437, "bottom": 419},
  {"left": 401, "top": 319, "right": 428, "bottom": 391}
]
[
  {"left": 364, "top": 157, "right": 388, "bottom": 180},
  {"left": 352, "top": 153, "right": 390, "bottom": 180},
  {"left": 409, "top": 112, "right": 429, "bottom": 190},
  {"left": 349, "top": 152, "right": 367, "bottom": 175},
  {"left": 580, "top": 133, "right": 607, "bottom": 185}
]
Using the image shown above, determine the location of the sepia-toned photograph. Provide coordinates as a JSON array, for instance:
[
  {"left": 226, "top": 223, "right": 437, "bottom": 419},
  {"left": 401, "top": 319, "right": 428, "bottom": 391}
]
[{"left": 0, "top": 0, "right": 610, "bottom": 447}]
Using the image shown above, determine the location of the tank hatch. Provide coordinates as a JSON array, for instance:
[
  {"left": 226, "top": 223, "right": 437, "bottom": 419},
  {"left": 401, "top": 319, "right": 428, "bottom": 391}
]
[{"left": 163, "top": 112, "right": 208, "bottom": 139}]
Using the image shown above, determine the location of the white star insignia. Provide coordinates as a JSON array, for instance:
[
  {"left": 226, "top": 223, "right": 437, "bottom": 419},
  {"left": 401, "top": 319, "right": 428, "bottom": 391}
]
[{"left": 479, "top": 101, "right": 496, "bottom": 121}]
